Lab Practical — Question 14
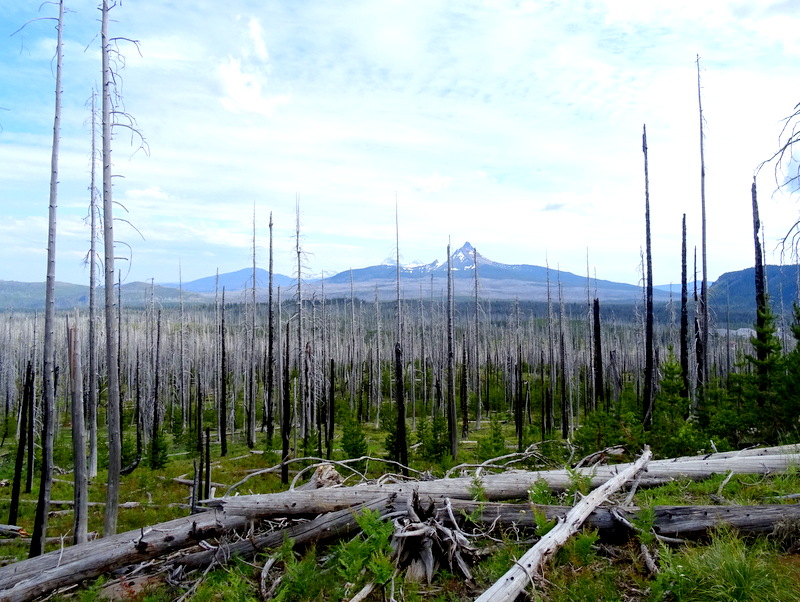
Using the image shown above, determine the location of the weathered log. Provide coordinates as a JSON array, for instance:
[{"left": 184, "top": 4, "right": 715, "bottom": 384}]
[
  {"left": 444, "top": 500, "right": 800, "bottom": 539},
  {"left": 207, "top": 452, "right": 800, "bottom": 517},
  {"left": 475, "top": 447, "right": 652, "bottom": 602},
  {"left": 0, "top": 510, "right": 247, "bottom": 602},
  {"left": 177, "top": 494, "right": 396, "bottom": 570}
]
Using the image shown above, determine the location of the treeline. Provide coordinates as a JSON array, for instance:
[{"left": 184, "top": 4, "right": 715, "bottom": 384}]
[{"left": 2, "top": 280, "right": 797, "bottom": 483}]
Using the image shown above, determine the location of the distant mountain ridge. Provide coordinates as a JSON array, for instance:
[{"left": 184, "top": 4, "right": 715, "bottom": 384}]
[
  {"left": 315, "top": 242, "right": 659, "bottom": 302},
  {"left": 0, "top": 243, "right": 793, "bottom": 317}
]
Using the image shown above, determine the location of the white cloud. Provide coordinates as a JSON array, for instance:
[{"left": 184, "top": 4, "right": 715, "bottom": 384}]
[
  {"left": 218, "top": 56, "right": 291, "bottom": 115},
  {"left": 248, "top": 18, "right": 269, "bottom": 61}
]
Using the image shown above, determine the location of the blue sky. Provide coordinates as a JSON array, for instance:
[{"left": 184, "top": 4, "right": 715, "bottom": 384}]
[{"left": 1, "top": 0, "right": 799, "bottom": 287}]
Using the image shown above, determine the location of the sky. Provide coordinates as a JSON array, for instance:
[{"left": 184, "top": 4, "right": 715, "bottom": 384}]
[{"left": 1, "top": 0, "right": 800, "bottom": 288}]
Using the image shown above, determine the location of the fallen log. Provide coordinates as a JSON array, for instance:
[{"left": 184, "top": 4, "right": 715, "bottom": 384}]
[
  {"left": 443, "top": 500, "right": 800, "bottom": 539},
  {"left": 176, "top": 494, "right": 396, "bottom": 570},
  {"left": 475, "top": 446, "right": 652, "bottom": 602},
  {"left": 206, "top": 452, "right": 800, "bottom": 517},
  {"left": 0, "top": 509, "right": 247, "bottom": 602}
]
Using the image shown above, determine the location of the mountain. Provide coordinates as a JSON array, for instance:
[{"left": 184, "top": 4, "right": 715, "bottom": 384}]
[
  {"left": 166, "top": 268, "right": 295, "bottom": 293},
  {"left": 3, "top": 244, "right": 790, "bottom": 313},
  {"left": 308, "top": 242, "right": 666, "bottom": 303},
  {"left": 0, "top": 280, "right": 209, "bottom": 312},
  {"left": 709, "top": 264, "right": 799, "bottom": 311}
]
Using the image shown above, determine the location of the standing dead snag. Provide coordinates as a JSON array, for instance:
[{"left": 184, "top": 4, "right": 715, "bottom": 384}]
[
  {"left": 475, "top": 446, "right": 653, "bottom": 602},
  {"left": 28, "top": 0, "right": 65, "bottom": 557}
]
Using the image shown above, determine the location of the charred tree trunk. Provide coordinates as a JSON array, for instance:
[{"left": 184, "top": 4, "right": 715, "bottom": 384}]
[
  {"left": 680, "top": 214, "right": 690, "bottom": 401},
  {"left": 752, "top": 177, "right": 770, "bottom": 407},
  {"left": 8, "top": 362, "right": 33, "bottom": 526}
]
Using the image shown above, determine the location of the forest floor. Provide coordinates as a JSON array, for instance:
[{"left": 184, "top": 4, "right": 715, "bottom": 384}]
[{"left": 1, "top": 418, "right": 800, "bottom": 601}]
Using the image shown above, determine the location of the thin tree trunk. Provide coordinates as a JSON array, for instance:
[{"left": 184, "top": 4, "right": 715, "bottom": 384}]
[
  {"left": 101, "top": 0, "right": 122, "bottom": 537},
  {"left": 642, "top": 124, "right": 655, "bottom": 429},
  {"left": 220, "top": 290, "right": 228, "bottom": 457},
  {"left": 697, "top": 55, "right": 709, "bottom": 395},
  {"left": 266, "top": 212, "right": 275, "bottom": 443},
  {"left": 87, "top": 92, "right": 98, "bottom": 480},
  {"left": 68, "top": 318, "right": 88, "bottom": 545},
  {"left": 327, "top": 358, "right": 334, "bottom": 460},
  {"left": 446, "top": 242, "right": 457, "bottom": 459},
  {"left": 248, "top": 207, "right": 257, "bottom": 448},
  {"left": 680, "top": 214, "right": 690, "bottom": 401},
  {"left": 592, "top": 298, "right": 604, "bottom": 410},
  {"left": 281, "top": 320, "right": 291, "bottom": 484},
  {"left": 752, "top": 177, "right": 770, "bottom": 407},
  {"left": 8, "top": 362, "right": 32, "bottom": 526},
  {"left": 31, "top": 0, "right": 64, "bottom": 556},
  {"left": 395, "top": 343, "right": 408, "bottom": 474},
  {"left": 150, "top": 311, "right": 162, "bottom": 465}
]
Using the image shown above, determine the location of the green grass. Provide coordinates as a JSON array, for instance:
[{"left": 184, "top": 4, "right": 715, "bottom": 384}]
[{"left": 1, "top": 416, "right": 799, "bottom": 601}]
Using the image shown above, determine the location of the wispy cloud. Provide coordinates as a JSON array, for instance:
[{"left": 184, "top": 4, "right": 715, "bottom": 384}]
[{"left": 1, "top": 0, "right": 799, "bottom": 285}]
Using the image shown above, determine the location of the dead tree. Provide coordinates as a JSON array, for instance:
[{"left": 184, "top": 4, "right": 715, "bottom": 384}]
[
  {"left": 266, "top": 212, "right": 275, "bottom": 443},
  {"left": 68, "top": 319, "right": 88, "bottom": 544},
  {"left": 642, "top": 124, "right": 655, "bottom": 429},
  {"left": 697, "top": 55, "right": 710, "bottom": 393},
  {"left": 446, "top": 242, "right": 457, "bottom": 459},
  {"left": 680, "top": 214, "right": 690, "bottom": 400},
  {"left": 592, "top": 298, "right": 604, "bottom": 410},
  {"left": 30, "top": 0, "right": 64, "bottom": 557}
]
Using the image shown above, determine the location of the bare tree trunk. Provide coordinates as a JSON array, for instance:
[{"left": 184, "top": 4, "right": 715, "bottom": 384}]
[
  {"left": 327, "top": 358, "right": 334, "bottom": 460},
  {"left": 87, "top": 92, "right": 99, "bottom": 480},
  {"left": 266, "top": 212, "right": 275, "bottom": 443},
  {"left": 8, "top": 361, "right": 32, "bottom": 526},
  {"left": 394, "top": 343, "right": 408, "bottom": 474},
  {"left": 247, "top": 207, "right": 257, "bottom": 448},
  {"left": 697, "top": 55, "right": 709, "bottom": 393},
  {"left": 752, "top": 177, "right": 770, "bottom": 407},
  {"left": 281, "top": 320, "right": 291, "bottom": 485},
  {"left": 680, "top": 214, "right": 690, "bottom": 401},
  {"left": 642, "top": 124, "right": 655, "bottom": 430},
  {"left": 592, "top": 298, "right": 604, "bottom": 411},
  {"left": 473, "top": 246, "right": 481, "bottom": 429},
  {"left": 220, "top": 290, "right": 228, "bottom": 457},
  {"left": 31, "top": 0, "right": 64, "bottom": 556},
  {"left": 150, "top": 311, "right": 162, "bottom": 465},
  {"left": 295, "top": 198, "right": 305, "bottom": 441},
  {"left": 101, "top": 0, "right": 122, "bottom": 537},
  {"left": 68, "top": 318, "right": 88, "bottom": 545},
  {"left": 446, "top": 242, "right": 457, "bottom": 459}
]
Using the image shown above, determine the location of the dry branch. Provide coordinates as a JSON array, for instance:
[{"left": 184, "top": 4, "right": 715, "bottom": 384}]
[{"left": 475, "top": 446, "right": 652, "bottom": 602}]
